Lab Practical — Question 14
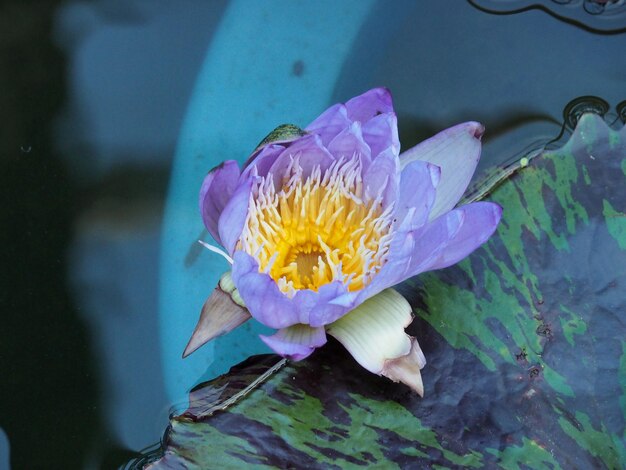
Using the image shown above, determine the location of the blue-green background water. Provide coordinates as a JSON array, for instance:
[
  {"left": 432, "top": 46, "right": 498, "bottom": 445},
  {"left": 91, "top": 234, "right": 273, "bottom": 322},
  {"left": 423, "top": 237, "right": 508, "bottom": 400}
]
[{"left": 1, "top": 0, "right": 624, "bottom": 468}]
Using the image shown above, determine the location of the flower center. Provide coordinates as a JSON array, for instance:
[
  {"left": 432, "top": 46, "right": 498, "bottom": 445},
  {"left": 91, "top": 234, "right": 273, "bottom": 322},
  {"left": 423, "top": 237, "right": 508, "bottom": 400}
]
[
  {"left": 290, "top": 248, "right": 324, "bottom": 286},
  {"left": 239, "top": 156, "right": 393, "bottom": 296}
]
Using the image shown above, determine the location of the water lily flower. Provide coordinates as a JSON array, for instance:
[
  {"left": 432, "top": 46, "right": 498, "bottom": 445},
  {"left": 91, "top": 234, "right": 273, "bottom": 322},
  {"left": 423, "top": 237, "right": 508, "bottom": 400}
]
[{"left": 184, "top": 88, "right": 502, "bottom": 396}]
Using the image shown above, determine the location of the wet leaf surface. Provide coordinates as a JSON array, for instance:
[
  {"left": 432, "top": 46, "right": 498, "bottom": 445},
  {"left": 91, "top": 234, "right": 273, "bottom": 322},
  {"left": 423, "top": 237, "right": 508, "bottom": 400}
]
[{"left": 145, "top": 114, "right": 626, "bottom": 469}]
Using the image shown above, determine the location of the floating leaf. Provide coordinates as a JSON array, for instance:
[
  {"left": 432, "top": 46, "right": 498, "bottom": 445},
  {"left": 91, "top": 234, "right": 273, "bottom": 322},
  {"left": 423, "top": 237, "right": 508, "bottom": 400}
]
[{"left": 142, "top": 114, "right": 625, "bottom": 469}]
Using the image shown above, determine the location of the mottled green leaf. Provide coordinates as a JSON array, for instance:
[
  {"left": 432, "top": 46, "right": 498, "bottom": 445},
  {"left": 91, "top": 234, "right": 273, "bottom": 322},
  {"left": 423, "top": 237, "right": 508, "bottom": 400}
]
[
  {"left": 255, "top": 123, "right": 307, "bottom": 150},
  {"left": 142, "top": 114, "right": 626, "bottom": 469}
]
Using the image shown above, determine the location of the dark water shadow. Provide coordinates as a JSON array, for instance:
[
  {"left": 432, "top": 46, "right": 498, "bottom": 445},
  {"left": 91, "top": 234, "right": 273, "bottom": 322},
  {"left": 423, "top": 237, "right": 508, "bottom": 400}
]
[{"left": 0, "top": 2, "right": 135, "bottom": 467}]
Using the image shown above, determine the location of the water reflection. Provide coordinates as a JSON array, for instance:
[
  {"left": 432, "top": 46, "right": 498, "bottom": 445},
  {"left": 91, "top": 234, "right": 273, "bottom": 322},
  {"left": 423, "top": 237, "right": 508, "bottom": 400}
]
[
  {"left": 1, "top": 0, "right": 224, "bottom": 467},
  {"left": 68, "top": 169, "right": 169, "bottom": 452},
  {"left": 0, "top": 1, "right": 102, "bottom": 466}
]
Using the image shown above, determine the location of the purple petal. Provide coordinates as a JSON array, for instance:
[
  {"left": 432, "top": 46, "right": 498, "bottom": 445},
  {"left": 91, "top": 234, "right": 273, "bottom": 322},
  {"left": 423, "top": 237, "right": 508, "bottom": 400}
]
[
  {"left": 355, "top": 203, "right": 469, "bottom": 303},
  {"left": 217, "top": 178, "right": 252, "bottom": 255},
  {"left": 395, "top": 160, "right": 440, "bottom": 230},
  {"left": 399, "top": 122, "right": 484, "bottom": 220},
  {"left": 340, "top": 185, "right": 499, "bottom": 308},
  {"left": 403, "top": 209, "right": 465, "bottom": 277},
  {"left": 305, "top": 103, "right": 351, "bottom": 146},
  {"left": 260, "top": 324, "right": 327, "bottom": 361},
  {"left": 268, "top": 134, "right": 335, "bottom": 184},
  {"left": 241, "top": 144, "right": 285, "bottom": 180},
  {"left": 199, "top": 160, "right": 240, "bottom": 245},
  {"left": 231, "top": 250, "right": 354, "bottom": 328},
  {"left": 327, "top": 121, "right": 371, "bottom": 165},
  {"left": 411, "top": 201, "right": 502, "bottom": 273},
  {"left": 231, "top": 250, "right": 300, "bottom": 329},
  {"left": 295, "top": 281, "right": 354, "bottom": 327},
  {"left": 363, "top": 147, "right": 399, "bottom": 207},
  {"left": 355, "top": 226, "right": 418, "bottom": 303},
  {"left": 361, "top": 112, "right": 400, "bottom": 158},
  {"left": 345, "top": 87, "right": 394, "bottom": 123}
]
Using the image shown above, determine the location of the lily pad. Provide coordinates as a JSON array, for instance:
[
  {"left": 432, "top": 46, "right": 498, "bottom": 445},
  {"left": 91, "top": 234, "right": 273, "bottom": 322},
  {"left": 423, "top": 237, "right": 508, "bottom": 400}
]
[{"left": 143, "top": 114, "right": 625, "bottom": 469}]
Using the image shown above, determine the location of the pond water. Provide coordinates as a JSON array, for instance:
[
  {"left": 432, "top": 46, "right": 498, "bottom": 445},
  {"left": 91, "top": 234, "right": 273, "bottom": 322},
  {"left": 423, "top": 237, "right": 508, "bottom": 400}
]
[{"left": 1, "top": 0, "right": 624, "bottom": 468}]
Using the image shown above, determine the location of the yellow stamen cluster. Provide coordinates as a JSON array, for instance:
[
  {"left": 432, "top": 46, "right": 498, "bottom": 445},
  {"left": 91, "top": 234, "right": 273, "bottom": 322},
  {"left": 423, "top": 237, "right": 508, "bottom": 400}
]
[{"left": 239, "top": 156, "right": 393, "bottom": 297}]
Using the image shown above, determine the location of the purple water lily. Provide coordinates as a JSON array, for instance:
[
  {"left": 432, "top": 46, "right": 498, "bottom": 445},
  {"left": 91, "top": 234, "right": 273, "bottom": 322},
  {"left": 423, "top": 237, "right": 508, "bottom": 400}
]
[{"left": 184, "top": 88, "right": 501, "bottom": 395}]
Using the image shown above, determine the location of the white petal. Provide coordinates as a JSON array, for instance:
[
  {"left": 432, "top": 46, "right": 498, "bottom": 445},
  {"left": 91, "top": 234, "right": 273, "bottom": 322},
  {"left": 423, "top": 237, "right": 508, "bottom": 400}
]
[
  {"left": 326, "top": 288, "right": 426, "bottom": 395},
  {"left": 399, "top": 121, "right": 484, "bottom": 221},
  {"left": 382, "top": 338, "right": 426, "bottom": 396}
]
